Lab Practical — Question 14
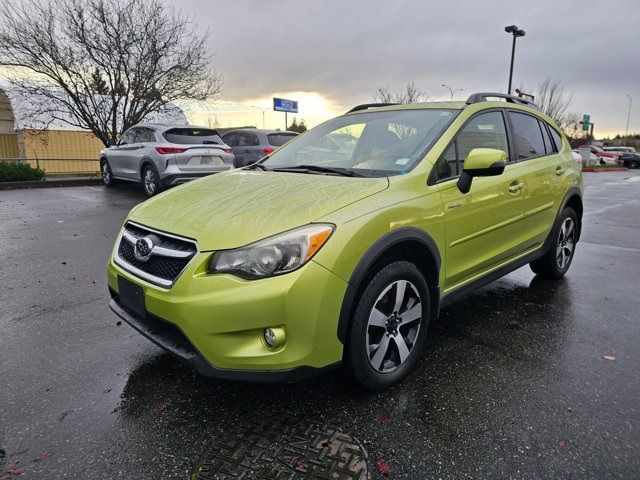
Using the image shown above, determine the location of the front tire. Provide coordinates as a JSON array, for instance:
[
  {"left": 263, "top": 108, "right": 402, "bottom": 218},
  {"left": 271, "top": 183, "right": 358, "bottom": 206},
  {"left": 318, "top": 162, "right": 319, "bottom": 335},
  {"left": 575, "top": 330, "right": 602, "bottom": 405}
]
[
  {"left": 142, "top": 164, "right": 162, "bottom": 197},
  {"left": 628, "top": 160, "right": 638, "bottom": 169},
  {"left": 100, "top": 159, "right": 117, "bottom": 187},
  {"left": 347, "top": 261, "right": 430, "bottom": 390},
  {"left": 530, "top": 207, "right": 578, "bottom": 279}
]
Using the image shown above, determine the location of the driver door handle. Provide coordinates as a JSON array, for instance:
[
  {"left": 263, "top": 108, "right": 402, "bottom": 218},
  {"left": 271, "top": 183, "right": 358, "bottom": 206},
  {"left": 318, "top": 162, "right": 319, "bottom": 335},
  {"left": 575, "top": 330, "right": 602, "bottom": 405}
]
[{"left": 508, "top": 182, "right": 524, "bottom": 193}]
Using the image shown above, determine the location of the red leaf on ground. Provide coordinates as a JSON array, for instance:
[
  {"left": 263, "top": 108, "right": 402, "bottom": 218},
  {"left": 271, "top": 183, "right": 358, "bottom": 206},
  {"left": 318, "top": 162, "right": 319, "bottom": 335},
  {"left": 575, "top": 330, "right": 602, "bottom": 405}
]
[
  {"left": 43, "top": 388, "right": 50, "bottom": 394},
  {"left": 111, "top": 402, "right": 123, "bottom": 413},
  {"left": 602, "top": 355, "right": 616, "bottom": 361},
  {"left": 375, "top": 460, "right": 391, "bottom": 475},
  {"left": 9, "top": 448, "right": 28, "bottom": 456},
  {"left": 115, "top": 320, "right": 122, "bottom": 326},
  {"left": 469, "top": 330, "right": 481, "bottom": 337},
  {"left": 295, "top": 460, "right": 309, "bottom": 470},
  {"left": 377, "top": 413, "right": 390, "bottom": 424},
  {"left": 32, "top": 451, "right": 53, "bottom": 463},
  {"left": 507, "top": 319, "right": 518, "bottom": 328},
  {"left": 558, "top": 438, "right": 567, "bottom": 447},
  {"left": 153, "top": 403, "right": 167, "bottom": 414},
  {"left": 57, "top": 410, "right": 69, "bottom": 421},
  {"left": 5, "top": 461, "right": 24, "bottom": 475}
]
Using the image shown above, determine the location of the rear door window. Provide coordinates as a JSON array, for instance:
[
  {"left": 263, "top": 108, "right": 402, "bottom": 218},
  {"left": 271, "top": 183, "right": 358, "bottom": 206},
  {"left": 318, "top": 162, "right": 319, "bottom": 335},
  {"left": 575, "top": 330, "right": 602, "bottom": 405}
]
[
  {"left": 267, "top": 133, "right": 297, "bottom": 146},
  {"left": 509, "top": 112, "right": 546, "bottom": 159},
  {"left": 163, "top": 128, "right": 223, "bottom": 145}
]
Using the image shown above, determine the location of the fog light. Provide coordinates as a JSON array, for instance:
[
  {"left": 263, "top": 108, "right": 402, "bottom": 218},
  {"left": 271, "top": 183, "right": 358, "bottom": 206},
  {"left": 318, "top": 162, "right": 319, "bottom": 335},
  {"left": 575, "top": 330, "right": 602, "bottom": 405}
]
[{"left": 263, "top": 327, "right": 284, "bottom": 349}]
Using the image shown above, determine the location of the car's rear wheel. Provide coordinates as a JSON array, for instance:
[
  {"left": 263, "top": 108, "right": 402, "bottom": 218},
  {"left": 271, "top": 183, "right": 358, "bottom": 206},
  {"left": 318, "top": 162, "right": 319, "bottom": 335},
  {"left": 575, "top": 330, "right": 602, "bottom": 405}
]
[
  {"left": 347, "top": 261, "right": 430, "bottom": 390},
  {"left": 100, "top": 159, "right": 117, "bottom": 187},
  {"left": 530, "top": 207, "right": 578, "bottom": 279},
  {"left": 142, "top": 164, "right": 162, "bottom": 197}
]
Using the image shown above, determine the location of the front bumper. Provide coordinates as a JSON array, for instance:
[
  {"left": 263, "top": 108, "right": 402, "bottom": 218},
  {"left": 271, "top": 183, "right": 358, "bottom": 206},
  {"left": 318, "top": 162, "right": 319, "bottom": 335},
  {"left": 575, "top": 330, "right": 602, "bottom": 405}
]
[{"left": 107, "top": 253, "right": 347, "bottom": 381}]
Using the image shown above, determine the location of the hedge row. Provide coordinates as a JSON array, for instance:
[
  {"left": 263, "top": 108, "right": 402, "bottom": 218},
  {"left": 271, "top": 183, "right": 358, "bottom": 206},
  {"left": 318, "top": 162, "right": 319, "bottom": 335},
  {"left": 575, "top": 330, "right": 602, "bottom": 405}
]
[{"left": 0, "top": 161, "right": 45, "bottom": 182}]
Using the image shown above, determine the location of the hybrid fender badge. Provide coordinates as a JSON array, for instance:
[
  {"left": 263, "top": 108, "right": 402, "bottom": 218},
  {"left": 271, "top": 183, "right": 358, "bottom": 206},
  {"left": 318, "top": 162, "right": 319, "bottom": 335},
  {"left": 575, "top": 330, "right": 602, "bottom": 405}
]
[{"left": 134, "top": 236, "right": 154, "bottom": 262}]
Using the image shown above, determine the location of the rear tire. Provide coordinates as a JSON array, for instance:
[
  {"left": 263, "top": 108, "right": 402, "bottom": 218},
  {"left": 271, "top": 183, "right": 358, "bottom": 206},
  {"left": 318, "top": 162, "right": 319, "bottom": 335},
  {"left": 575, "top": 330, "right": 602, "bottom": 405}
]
[
  {"left": 142, "top": 164, "right": 162, "bottom": 197},
  {"left": 100, "top": 159, "right": 117, "bottom": 187},
  {"left": 347, "top": 261, "right": 430, "bottom": 390},
  {"left": 530, "top": 207, "right": 578, "bottom": 279}
]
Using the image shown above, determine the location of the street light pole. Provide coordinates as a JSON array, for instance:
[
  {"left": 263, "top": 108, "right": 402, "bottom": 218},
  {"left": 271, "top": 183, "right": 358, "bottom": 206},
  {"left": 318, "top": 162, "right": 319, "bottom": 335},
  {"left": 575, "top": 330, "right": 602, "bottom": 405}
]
[
  {"left": 504, "top": 25, "right": 525, "bottom": 95},
  {"left": 250, "top": 106, "right": 267, "bottom": 128},
  {"left": 441, "top": 84, "right": 463, "bottom": 101},
  {"left": 625, "top": 94, "right": 632, "bottom": 145}
]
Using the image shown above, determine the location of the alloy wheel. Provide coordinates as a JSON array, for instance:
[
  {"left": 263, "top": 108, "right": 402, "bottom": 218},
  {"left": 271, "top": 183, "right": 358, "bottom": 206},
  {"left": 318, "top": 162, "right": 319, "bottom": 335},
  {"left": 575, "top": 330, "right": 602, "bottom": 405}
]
[
  {"left": 144, "top": 168, "right": 156, "bottom": 195},
  {"left": 556, "top": 217, "right": 575, "bottom": 269},
  {"left": 366, "top": 280, "right": 423, "bottom": 373},
  {"left": 102, "top": 162, "right": 111, "bottom": 184}
]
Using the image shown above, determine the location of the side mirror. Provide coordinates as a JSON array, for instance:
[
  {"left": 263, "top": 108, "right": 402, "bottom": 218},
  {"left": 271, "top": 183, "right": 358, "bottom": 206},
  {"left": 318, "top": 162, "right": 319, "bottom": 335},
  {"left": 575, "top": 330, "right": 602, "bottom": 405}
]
[{"left": 457, "top": 148, "right": 507, "bottom": 194}]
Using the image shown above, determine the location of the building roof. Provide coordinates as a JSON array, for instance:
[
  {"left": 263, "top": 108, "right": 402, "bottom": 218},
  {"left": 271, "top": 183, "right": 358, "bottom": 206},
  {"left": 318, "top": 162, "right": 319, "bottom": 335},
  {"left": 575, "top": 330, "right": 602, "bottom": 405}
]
[{"left": 0, "top": 84, "right": 187, "bottom": 133}]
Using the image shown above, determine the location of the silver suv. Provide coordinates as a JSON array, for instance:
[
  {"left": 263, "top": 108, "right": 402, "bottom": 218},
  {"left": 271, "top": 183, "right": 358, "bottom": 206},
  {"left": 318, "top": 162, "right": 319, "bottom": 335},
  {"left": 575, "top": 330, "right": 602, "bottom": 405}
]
[{"left": 100, "top": 124, "right": 235, "bottom": 197}]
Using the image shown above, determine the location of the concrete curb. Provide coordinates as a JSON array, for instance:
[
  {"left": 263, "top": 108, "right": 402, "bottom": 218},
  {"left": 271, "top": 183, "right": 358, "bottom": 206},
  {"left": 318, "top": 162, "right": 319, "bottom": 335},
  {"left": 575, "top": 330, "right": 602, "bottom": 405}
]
[
  {"left": 0, "top": 178, "right": 103, "bottom": 190},
  {"left": 581, "top": 167, "right": 629, "bottom": 173}
]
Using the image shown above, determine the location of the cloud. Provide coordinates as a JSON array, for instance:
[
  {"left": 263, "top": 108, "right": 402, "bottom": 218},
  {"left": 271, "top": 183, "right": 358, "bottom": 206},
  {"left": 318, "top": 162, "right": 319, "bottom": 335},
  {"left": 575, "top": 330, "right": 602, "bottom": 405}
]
[{"left": 175, "top": 0, "right": 640, "bottom": 133}]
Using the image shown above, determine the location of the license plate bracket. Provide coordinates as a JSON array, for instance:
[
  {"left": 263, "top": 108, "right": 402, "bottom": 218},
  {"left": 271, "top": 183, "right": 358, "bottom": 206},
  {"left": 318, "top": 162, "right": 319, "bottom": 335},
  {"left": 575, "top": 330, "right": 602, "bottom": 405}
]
[{"left": 118, "top": 276, "right": 146, "bottom": 318}]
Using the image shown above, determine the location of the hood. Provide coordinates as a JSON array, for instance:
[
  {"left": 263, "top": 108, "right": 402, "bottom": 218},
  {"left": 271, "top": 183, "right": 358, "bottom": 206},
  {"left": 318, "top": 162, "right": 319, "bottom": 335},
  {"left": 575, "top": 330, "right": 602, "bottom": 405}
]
[{"left": 128, "top": 169, "right": 389, "bottom": 250}]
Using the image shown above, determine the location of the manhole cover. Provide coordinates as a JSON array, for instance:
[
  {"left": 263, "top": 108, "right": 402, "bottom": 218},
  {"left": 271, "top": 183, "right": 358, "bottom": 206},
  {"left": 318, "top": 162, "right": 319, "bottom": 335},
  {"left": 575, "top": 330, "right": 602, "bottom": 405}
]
[{"left": 193, "top": 416, "right": 369, "bottom": 479}]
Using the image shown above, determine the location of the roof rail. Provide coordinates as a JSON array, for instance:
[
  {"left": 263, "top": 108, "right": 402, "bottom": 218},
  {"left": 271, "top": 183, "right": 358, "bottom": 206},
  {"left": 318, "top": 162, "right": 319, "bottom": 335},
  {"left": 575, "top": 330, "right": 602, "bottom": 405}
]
[
  {"left": 346, "top": 103, "right": 398, "bottom": 114},
  {"left": 466, "top": 92, "right": 540, "bottom": 109}
]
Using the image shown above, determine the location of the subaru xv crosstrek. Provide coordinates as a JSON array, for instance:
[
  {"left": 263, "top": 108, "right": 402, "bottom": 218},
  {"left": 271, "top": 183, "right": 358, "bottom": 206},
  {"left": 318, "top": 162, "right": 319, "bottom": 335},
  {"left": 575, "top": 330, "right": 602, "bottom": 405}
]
[
  {"left": 100, "top": 124, "right": 235, "bottom": 197},
  {"left": 107, "top": 93, "right": 583, "bottom": 390}
]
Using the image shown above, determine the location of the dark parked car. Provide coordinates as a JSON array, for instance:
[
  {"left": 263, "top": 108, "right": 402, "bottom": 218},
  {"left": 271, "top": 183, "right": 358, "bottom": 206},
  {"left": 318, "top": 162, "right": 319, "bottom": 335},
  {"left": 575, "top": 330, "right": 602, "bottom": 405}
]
[
  {"left": 222, "top": 129, "right": 298, "bottom": 167},
  {"left": 618, "top": 152, "right": 640, "bottom": 169}
]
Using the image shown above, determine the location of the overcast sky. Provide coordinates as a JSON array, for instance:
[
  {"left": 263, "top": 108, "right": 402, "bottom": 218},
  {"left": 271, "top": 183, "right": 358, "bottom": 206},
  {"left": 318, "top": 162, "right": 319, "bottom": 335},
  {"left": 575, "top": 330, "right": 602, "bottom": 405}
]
[{"left": 177, "top": 0, "right": 639, "bottom": 135}]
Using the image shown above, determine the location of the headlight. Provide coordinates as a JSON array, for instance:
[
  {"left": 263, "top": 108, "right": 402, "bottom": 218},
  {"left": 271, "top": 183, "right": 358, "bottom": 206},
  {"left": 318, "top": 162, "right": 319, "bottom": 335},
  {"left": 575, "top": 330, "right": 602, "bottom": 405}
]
[{"left": 208, "top": 224, "right": 334, "bottom": 279}]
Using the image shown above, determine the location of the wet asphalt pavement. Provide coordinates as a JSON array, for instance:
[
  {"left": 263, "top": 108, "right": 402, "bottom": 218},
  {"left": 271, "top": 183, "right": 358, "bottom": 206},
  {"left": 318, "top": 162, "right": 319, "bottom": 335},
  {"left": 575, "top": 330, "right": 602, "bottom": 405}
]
[{"left": 1, "top": 172, "right": 639, "bottom": 479}]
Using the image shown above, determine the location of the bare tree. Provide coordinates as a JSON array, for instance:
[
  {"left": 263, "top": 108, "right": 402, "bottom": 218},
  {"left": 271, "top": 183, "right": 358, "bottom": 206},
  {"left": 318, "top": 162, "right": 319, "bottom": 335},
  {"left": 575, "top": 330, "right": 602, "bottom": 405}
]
[
  {"left": 373, "top": 81, "right": 427, "bottom": 104},
  {"left": 536, "top": 79, "right": 573, "bottom": 128},
  {"left": 0, "top": 0, "right": 222, "bottom": 145}
]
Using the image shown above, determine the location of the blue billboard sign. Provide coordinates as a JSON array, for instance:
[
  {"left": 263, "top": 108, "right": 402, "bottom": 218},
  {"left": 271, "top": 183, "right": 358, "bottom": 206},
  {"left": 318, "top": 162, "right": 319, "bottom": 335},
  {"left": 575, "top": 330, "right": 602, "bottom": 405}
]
[{"left": 273, "top": 97, "right": 298, "bottom": 113}]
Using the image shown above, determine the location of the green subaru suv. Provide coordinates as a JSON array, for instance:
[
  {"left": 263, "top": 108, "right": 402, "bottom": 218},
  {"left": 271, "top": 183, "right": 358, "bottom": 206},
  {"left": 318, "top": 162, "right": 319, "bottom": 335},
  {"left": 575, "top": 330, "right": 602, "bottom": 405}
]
[{"left": 108, "top": 93, "right": 583, "bottom": 390}]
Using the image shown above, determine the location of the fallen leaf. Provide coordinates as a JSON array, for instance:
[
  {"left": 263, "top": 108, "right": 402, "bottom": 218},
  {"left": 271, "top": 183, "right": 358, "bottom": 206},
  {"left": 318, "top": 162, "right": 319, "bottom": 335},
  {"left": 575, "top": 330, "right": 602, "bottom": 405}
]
[
  {"left": 469, "top": 330, "right": 481, "bottom": 337},
  {"left": 375, "top": 460, "right": 391, "bottom": 475},
  {"left": 57, "top": 410, "right": 69, "bottom": 421},
  {"left": 9, "top": 448, "right": 28, "bottom": 456},
  {"left": 153, "top": 403, "right": 166, "bottom": 414},
  {"left": 111, "top": 402, "right": 123, "bottom": 413},
  {"left": 102, "top": 388, "right": 112, "bottom": 394},
  {"left": 507, "top": 319, "right": 518, "bottom": 328},
  {"left": 602, "top": 355, "right": 616, "bottom": 361},
  {"left": 558, "top": 438, "right": 567, "bottom": 447},
  {"left": 377, "top": 413, "right": 390, "bottom": 424},
  {"left": 115, "top": 321, "right": 122, "bottom": 326},
  {"left": 295, "top": 460, "right": 309, "bottom": 470},
  {"left": 32, "top": 451, "right": 53, "bottom": 463},
  {"left": 61, "top": 261, "right": 67, "bottom": 265}
]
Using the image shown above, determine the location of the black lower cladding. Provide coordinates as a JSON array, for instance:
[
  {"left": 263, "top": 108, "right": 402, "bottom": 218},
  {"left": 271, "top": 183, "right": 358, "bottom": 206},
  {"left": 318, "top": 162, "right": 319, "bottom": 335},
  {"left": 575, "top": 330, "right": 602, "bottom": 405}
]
[
  {"left": 119, "top": 239, "right": 189, "bottom": 281},
  {"left": 108, "top": 289, "right": 340, "bottom": 383}
]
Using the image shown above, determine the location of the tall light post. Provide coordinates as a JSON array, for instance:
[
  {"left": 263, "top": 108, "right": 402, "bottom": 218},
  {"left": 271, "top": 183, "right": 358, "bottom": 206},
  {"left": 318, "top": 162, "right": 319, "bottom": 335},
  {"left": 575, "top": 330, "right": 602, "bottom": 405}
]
[
  {"left": 442, "top": 84, "right": 463, "bottom": 101},
  {"left": 504, "top": 25, "right": 525, "bottom": 95},
  {"left": 625, "top": 94, "right": 632, "bottom": 145},
  {"left": 250, "top": 105, "right": 268, "bottom": 128}
]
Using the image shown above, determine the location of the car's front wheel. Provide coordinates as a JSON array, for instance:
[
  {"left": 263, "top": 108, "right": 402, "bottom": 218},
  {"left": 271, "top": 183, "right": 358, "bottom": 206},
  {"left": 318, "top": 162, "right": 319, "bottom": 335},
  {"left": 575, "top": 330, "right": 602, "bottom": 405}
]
[
  {"left": 142, "top": 164, "right": 162, "bottom": 197},
  {"left": 347, "top": 261, "right": 430, "bottom": 390},
  {"left": 628, "top": 160, "right": 638, "bottom": 169},
  {"left": 100, "top": 159, "right": 117, "bottom": 187},
  {"left": 530, "top": 207, "right": 578, "bottom": 278}
]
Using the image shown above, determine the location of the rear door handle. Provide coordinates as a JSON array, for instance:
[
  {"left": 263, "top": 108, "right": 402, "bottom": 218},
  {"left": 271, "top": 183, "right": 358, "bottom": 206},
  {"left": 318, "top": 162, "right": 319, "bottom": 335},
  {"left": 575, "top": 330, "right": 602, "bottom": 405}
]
[
  {"left": 555, "top": 167, "right": 566, "bottom": 176},
  {"left": 508, "top": 182, "right": 524, "bottom": 193}
]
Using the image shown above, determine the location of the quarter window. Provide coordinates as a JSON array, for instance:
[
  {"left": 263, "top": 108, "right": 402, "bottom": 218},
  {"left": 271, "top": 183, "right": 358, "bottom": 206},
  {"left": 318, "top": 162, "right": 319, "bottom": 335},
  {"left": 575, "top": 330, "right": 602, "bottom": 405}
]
[
  {"left": 539, "top": 120, "right": 553, "bottom": 154},
  {"left": 119, "top": 129, "right": 136, "bottom": 145},
  {"left": 548, "top": 126, "right": 563, "bottom": 152},
  {"left": 509, "top": 112, "right": 546, "bottom": 159},
  {"left": 433, "top": 111, "right": 509, "bottom": 181}
]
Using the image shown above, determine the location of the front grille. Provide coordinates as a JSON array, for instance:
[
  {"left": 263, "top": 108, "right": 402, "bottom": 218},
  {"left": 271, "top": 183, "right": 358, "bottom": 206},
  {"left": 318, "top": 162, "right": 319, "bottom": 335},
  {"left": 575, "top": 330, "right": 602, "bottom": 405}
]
[{"left": 114, "top": 222, "right": 197, "bottom": 288}]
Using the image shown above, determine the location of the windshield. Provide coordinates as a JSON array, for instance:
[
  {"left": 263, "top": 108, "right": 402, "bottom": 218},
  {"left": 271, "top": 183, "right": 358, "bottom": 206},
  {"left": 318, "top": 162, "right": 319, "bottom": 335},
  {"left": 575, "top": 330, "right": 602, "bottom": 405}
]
[{"left": 262, "top": 109, "right": 456, "bottom": 177}]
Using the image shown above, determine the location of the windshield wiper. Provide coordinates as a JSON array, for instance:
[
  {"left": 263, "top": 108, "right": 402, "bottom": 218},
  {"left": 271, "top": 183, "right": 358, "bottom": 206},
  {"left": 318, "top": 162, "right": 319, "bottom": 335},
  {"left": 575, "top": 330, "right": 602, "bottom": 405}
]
[
  {"left": 246, "top": 162, "right": 270, "bottom": 171},
  {"left": 271, "top": 164, "right": 363, "bottom": 177}
]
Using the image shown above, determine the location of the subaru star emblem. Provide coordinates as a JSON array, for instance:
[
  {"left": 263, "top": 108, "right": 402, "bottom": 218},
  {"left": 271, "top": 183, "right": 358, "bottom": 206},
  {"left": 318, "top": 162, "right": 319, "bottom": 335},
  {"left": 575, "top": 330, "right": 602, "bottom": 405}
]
[{"left": 134, "top": 236, "right": 154, "bottom": 262}]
